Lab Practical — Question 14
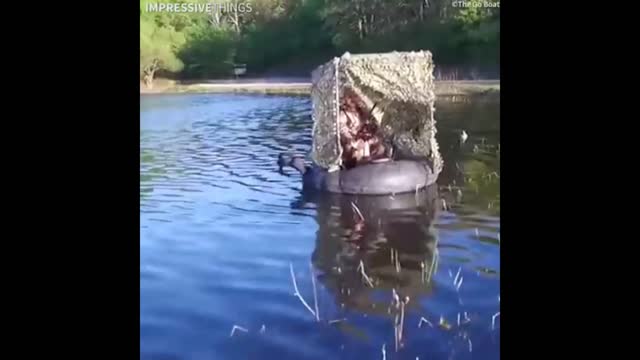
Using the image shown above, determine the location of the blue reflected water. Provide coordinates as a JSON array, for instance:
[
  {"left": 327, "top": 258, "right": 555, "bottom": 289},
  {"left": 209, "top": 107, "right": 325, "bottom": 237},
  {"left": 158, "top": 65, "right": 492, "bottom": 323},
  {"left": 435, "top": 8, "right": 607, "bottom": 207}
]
[{"left": 141, "top": 93, "right": 500, "bottom": 360}]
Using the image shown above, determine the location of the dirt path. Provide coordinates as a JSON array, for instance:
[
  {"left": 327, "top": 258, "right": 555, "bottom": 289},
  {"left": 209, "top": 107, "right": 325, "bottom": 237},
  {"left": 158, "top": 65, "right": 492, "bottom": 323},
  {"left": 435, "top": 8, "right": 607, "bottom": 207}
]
[{"left": 141, "top": 79, "right": 500, "bottom": 96}]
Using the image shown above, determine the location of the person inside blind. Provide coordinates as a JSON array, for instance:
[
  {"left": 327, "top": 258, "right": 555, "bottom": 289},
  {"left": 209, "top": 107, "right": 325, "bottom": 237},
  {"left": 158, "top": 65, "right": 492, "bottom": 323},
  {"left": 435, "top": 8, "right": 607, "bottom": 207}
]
[{"left": 338, "top": 90, "right": 391, "bottom": 169}]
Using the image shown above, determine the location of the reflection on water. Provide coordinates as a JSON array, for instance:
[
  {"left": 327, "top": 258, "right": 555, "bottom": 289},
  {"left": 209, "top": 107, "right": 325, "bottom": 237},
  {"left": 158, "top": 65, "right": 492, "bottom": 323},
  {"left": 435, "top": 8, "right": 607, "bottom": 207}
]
[
  {"left": 301, "top": 187, "right": 439, "bottom": 313},
  {"left": 140, "top": 94, "right": 499, "bottom": 360}
]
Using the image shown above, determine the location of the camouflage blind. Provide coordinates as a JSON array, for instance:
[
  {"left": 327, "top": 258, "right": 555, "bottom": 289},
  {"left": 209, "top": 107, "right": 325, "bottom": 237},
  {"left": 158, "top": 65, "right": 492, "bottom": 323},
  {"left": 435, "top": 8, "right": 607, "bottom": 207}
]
[{"left": 310, "top": 51, "right": 443, "bottom": 175}]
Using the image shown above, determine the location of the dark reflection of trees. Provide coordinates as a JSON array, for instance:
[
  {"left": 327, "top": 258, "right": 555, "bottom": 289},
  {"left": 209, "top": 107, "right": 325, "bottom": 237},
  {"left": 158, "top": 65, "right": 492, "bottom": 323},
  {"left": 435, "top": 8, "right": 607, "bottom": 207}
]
[
  {"left": 435, "top": 98, "right": 500, "bottom": 215},
  {"left": 435, "top": 97, "right": 500, "bottom": 136},
  {"left": 292, "top": 185, "right": 440, "bottom": 317}
]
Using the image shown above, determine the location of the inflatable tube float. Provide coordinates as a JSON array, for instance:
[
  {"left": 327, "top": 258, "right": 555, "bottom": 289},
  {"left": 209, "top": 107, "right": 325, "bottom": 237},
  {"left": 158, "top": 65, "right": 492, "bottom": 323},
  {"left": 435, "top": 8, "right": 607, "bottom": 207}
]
[{"left": 279, "top": 154, "right": 437, "bottom": 195}]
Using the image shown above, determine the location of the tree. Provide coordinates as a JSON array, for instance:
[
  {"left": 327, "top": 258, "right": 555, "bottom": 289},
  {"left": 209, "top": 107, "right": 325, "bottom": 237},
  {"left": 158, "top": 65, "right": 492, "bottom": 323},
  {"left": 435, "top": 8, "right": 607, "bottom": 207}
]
[
  {"left": 140, "top": 0, "right": 193, "bottom": 87},
  {"left": 138, "top": 0, "right": 499, "bottom": 81},
  {"left": 179, "top": 25, "right": 237, "bottom": 78},
  {"left": 140, "top": 17, "right": 186, "bottom": 87}
]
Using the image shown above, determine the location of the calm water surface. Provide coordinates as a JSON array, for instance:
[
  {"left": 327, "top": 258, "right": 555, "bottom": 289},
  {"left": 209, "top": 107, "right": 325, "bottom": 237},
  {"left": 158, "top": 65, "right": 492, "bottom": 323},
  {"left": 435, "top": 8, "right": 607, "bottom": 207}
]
[{"left": 140, "top": 94, "right": 500, "bottom": 360}]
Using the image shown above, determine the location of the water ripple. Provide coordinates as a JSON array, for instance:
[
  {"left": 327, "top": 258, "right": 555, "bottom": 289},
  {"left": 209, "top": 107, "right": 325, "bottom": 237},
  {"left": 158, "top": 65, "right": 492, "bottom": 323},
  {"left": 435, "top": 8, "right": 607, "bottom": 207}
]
[{"left": 140, "top": 94, "right": 500, "bottom": 360}]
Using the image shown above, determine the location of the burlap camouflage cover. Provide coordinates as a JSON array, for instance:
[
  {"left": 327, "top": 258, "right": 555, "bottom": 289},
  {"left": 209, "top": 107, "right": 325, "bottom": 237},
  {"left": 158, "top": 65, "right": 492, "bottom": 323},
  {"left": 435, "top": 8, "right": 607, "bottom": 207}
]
[{"left": 310, "top": 51, "right": 442, "bottom": 174}]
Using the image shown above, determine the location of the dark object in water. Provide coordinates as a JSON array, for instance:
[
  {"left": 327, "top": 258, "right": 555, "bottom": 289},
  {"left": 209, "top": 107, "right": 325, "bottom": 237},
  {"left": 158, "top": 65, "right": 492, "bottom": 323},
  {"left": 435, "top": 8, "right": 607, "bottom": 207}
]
[{"left": 279, "top": 153, "right": 436, "bottom": 195}]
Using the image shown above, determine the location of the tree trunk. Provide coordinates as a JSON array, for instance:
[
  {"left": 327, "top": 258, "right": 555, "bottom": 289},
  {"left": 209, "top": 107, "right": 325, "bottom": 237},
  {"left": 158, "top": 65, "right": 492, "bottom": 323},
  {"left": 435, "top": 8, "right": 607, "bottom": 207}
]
[
  {"left": 233, "top": 17, "right": 240, "bottom": 33},
  {"left": 144, "top": 65, "right": 156, "bottom": 89},
  {"left": 229, "top": 10, "right": 240, "bottom": 33},
  {"left": 209, "top": 10, "right": 222, "bottom": 28},
  {"left": 225, "top": 1, "right": 241, "bottom": 34},
  {"left": 369, "top": 14, "right": 374, "bottom": 35},
  {"left": 144, "top": 72, "right": 154, "bottom": 89}
]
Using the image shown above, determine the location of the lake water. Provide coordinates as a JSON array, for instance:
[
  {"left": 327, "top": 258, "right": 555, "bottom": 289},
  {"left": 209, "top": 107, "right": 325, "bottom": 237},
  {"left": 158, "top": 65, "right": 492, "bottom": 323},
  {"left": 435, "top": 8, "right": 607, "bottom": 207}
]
[{"left": 140, "top": 94, "right": 500, "bottom": 360}]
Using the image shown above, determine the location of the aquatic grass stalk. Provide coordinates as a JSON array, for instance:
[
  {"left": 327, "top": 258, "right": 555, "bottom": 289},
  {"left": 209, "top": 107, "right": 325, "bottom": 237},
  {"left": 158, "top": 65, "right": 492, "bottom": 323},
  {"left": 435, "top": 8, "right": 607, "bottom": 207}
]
[
  {"left": 357, "top": 260, "right": 375, "bottom": 287},
  {"left": 350, "top": 201, "right": 364, "bottom": 221},
  {"left": 309, "top": 262, "right": 320, "bottom": 322},
  {"left": 438, "top": 315, "right": 452, "bottom": 330},
  {"left": 454, "top": 267, "right": 462, "bottom": 286},
  {"left": 433, "top": 249, "right": 440, "bottom": 277},
  {"left": 419, "top": 317, "right": 434, "bottom": 328},
  {"left": 491, "top": 312, "right": 500, "bottom": 330},
  {"left": 289, "top": 262, "right": 318, "bottom": 320},
  {"left": 426, "top": 249, "right": 439, "bottom": 283},
  {"left": 391, "top": 290, "right": 409, "bottom": 351},
  {"left": 392, "top": 289, "right": 400, "bottom": 309},
  {"left": 392, "top": 289, "right": 401, "bottom": 351},
  {"left": 230, "top": 325, "right": 248, "bottom": 337},
  {"left": 394, "top": 314, "right": 400, "bottom": 351},
  {"left": 399, "top": 297, "right": 408, "bottom": 348}
]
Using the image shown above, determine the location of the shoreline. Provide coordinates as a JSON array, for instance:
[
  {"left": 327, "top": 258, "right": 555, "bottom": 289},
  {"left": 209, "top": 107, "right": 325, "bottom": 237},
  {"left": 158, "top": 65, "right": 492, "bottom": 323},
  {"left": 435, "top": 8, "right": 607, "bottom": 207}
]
[{"left": 140, "top": 79, "right": 500, "bottom": 98}]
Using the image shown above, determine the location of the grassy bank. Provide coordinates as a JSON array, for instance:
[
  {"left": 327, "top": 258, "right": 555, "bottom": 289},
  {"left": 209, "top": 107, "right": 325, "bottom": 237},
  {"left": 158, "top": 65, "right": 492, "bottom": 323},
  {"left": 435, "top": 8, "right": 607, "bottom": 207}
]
[{"left": 140, "top": 79, "right": 500, "bottom": 98}]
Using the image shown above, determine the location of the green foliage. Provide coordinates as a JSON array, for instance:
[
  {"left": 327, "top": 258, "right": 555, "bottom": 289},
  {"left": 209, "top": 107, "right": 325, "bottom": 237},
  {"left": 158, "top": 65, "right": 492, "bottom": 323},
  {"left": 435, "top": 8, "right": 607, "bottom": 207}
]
[
  {"left": 239, "top": 0, "right": 334, "bottom": 73},
  {"left": 179, "top": 26, "right": 238, "bottom": 78},
  {"left": 140, "top": 0, "right": 500, "bottom": 80},
  {"left": 140, "top": 0, "right": 189, "bottom": 84}
]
